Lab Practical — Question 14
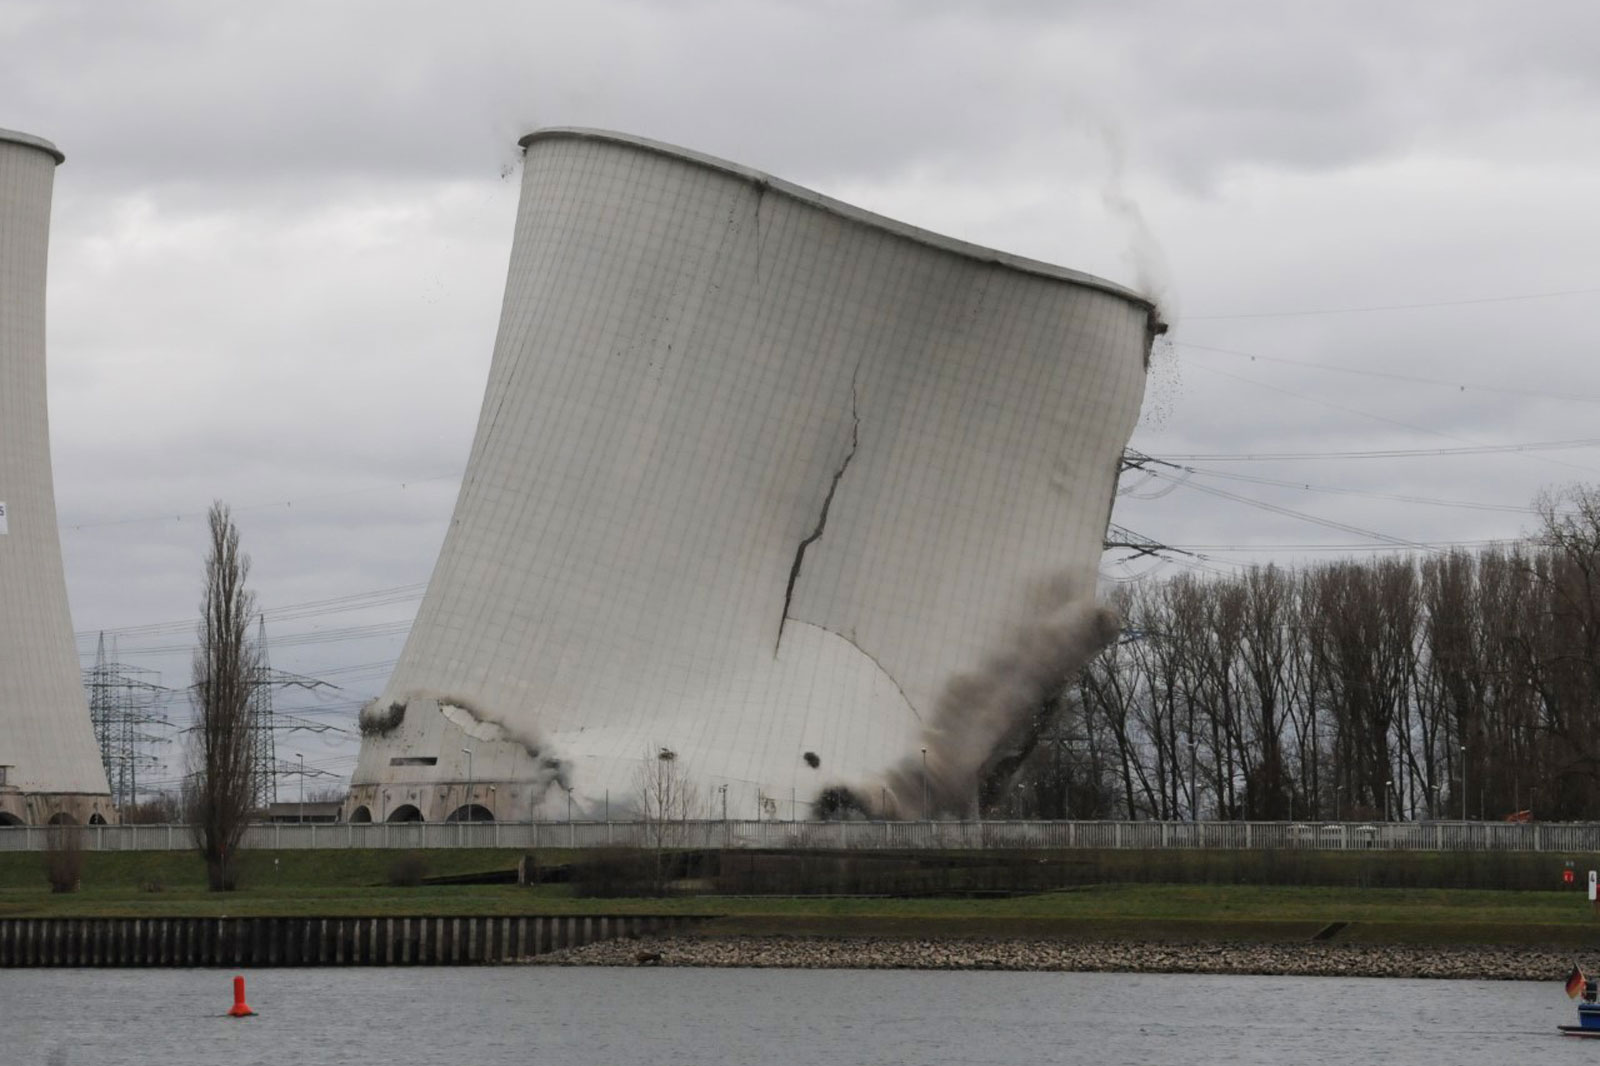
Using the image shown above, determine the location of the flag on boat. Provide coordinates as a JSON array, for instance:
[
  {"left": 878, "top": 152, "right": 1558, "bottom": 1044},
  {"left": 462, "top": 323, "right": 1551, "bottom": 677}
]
[{"left": 1568, "top": 966, "right": 1586, "bottom": 999}]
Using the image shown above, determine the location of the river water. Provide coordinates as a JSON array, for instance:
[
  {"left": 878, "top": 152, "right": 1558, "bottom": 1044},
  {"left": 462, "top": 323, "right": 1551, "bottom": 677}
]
[{"left": 2, "top": 967, "right": 1589, "bottom": 1065}]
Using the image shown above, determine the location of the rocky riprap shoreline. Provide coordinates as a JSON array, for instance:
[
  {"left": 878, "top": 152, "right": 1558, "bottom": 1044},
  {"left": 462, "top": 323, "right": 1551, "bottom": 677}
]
[{"left": 530, "top": 936, "right": 1578, "bottom": 981}]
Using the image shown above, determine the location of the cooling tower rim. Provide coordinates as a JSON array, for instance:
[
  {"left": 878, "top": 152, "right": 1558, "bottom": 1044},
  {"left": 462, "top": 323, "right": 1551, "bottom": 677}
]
[
  {"left": 0, "top": 127, "right": 64, "bottom": 165},
  {"left": 520, "top": 126, "right": 1162, "bottom": 325}
]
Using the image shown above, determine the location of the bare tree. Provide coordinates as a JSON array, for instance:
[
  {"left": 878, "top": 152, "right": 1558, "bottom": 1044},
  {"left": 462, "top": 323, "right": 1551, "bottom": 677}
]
[
  {"left": 632, "top": 745, "right": 698, "bottom": 889},
  {"left": 188, "top": 502, "right": 261, "bottom": 891},
  {"left": 121, "top": 791, "right": 184, "bottom": 825}
]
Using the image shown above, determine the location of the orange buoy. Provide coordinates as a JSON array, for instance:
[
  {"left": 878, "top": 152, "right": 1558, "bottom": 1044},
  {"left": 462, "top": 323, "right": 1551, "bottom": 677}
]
[{"left": 228, "top": 975, "right": 256, "bottom": 1017}]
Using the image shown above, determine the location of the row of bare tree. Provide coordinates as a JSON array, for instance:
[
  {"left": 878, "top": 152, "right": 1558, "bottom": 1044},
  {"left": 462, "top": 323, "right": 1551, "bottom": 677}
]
[{"left": 996, "top": 486, "right": 1600, "bottom": 823}]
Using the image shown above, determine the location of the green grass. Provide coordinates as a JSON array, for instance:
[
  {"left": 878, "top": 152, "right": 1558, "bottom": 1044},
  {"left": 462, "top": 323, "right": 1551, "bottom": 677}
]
[{"left": 7, "top": 848, "right": 1600, "bottom": 946}]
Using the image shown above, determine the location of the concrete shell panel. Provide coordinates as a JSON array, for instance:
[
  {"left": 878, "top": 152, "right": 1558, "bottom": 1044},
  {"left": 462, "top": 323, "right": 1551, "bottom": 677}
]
[
  {"left": 348, "top": 129, "right": 1155, "bottom": 821},
  {"left": 0, "top": 130, "right": 113, "bottom": 823}
]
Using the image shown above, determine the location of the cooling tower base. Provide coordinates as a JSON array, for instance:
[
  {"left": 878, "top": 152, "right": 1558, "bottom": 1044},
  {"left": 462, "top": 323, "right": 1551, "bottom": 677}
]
[{"left": 0, "top": 791, "right": 117, "bottom": 826}]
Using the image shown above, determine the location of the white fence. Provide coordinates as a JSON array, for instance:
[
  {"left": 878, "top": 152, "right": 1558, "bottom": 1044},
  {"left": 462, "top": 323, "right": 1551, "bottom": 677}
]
[{"left": 0, "top": 820, "right": 1594, "bottom": 853}]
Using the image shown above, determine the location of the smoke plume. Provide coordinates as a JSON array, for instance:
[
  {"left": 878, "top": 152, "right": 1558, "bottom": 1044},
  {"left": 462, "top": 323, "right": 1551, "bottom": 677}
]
[
  {"left": 1095, "top": 122, "right": 1176, "bottom": 324},
  {"left": 875, "top": 576, "right": 1120, "bottom": 818}
]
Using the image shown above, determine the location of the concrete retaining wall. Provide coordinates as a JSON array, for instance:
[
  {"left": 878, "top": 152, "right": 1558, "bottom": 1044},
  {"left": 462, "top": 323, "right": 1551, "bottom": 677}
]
[{"left": 0, "top": 914, "right": 701, "bottom": 967}]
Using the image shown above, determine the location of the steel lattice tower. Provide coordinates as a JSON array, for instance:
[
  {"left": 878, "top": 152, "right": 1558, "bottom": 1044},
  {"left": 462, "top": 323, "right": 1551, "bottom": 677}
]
[
  {"left": 248, "top": 616, "right": 278, "bottom": 809},
  {"left": 84, "top": 634, "right": 168, "bottom": 811}
]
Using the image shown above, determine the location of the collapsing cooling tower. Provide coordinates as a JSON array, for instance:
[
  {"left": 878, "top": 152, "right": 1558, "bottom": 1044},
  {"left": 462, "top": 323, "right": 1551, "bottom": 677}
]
[
  {"left": 347, "top": 128, "right": 1160, "bottom": 823},
  {"left": 0, "top": 130, "right": 113, "bottom": 825}
]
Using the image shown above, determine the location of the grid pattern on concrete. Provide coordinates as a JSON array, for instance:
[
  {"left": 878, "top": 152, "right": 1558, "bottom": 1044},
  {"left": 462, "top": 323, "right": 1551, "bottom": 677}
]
[{"left": 0, "top": 131, "right": 113, "bottom": 821}]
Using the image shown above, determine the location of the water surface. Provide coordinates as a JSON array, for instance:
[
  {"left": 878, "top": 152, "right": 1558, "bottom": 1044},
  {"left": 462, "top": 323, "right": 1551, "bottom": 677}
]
[{"left": 2, "top": 967, "right": 1585, "bottom": 1065}]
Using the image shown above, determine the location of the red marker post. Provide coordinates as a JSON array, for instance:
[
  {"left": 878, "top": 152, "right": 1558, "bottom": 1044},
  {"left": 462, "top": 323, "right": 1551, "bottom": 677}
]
[{"left": 228, "top": 975, "right": 256, "bottom": 1017}]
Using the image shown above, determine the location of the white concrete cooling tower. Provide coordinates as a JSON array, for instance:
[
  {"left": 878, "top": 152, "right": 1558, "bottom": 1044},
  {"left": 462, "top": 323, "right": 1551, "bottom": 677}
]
[
  {"left": 347, "top": 128, "right": 1161, "bottom": 823},
  {"left": 0, "top": 129, "right": 113, "bottom": 825}
]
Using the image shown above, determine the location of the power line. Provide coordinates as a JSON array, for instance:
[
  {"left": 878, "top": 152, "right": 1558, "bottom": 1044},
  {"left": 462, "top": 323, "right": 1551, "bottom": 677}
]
[
  {"left": 103, "top": 619, "right": 411, "bottom": 658},
  {"left": 1166, "top": 539, "right": 1517, "bottom": 553},
  {"left": 1150, "top": 437, "right": 1600, "bottom": 463},
  {"left": 1179, "top": 465, "right": 1539, "bottom": 514},
  {"left": 1181, "top": 284, "right": 1600, "bottom": 321},
  {"left": 1177, "top": 341, "right": 1600, "bottom": 405},
  {"left": 75, "top": 582, "right": 425, "bottom": 642},
  {"left": 59, "top": 472, "right": 461, "bottom": 532},
  {"left": 1192, "top": 365, "right": 1600, "bottom": 477},
  {"left": 1145, "top": 468, "right": 1444, "bottom": 553}
]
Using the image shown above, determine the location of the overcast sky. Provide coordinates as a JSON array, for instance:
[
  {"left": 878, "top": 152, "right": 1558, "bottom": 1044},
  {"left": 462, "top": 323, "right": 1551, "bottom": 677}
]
[{"left": 7, "top": 0, "right": 1599, "bottom": 789}]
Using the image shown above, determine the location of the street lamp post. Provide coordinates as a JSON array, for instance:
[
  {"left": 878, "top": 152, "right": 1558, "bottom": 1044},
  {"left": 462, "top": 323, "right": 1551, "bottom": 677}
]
[
  {"left": 1460, "top": 744, "right": 1467, "bottom": 821},
  {"left": 296, "top": 753, "right": 305, "bottom": 824},
  {"left": 461, "top": 747, "right": 474, "bottom": 824},
  {"left": 1385, "top": 778, "right": 1393, "bottom": 822},
  {"left": 921, "top": 748, "right": 928, "bottom": 821},
  {"left": 1189, "top": 739, "right": 1198, "bottom": 822}
]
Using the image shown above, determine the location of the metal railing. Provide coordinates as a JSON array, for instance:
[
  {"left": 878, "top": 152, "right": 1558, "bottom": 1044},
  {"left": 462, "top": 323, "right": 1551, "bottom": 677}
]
[{"left": 1, "top": 819, "right": 1597, "bottom": 852}]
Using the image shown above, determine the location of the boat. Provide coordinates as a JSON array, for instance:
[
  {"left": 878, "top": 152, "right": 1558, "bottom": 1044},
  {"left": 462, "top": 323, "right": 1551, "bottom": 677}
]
[
  {"left": 1561, "top": 969, "right": 1600, "bottom": 1037},
  {"left": 1561, "top": 1003, "right": 1600, "bottom": 1038}
]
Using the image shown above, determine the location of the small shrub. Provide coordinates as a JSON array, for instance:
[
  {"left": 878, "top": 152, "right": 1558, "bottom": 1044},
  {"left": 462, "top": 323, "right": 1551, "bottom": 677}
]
[
  {"left": 388, "top": 852, "right": 429, "bottom": 887},
  {"left": 121, "top": 793, "right": 184, "bottom": 824}
]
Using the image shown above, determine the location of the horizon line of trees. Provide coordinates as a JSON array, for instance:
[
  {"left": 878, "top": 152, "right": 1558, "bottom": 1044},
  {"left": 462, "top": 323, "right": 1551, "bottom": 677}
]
[{"left": 996, "top": 485, "right": 1600, "bottom": 823}]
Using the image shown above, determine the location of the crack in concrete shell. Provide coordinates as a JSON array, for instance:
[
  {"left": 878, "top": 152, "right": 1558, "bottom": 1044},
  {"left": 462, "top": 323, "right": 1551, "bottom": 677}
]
[{"left": 776, "top": 369, "right": 860, "bottom": 654}]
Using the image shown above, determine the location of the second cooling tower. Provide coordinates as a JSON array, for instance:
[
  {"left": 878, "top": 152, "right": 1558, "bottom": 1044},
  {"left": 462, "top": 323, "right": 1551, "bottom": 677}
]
[
  {"left": 0, "top": 129, "right": 114, "bottom": 826},
  {"left": 348, "top": 128, "right": 1160, "bottom": 822}
]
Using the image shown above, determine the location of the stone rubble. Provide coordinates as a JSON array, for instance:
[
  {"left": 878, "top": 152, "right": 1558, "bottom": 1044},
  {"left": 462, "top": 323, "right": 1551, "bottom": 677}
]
[{"left": 529, "top": 935, "right": 1583, "bottom": 981}]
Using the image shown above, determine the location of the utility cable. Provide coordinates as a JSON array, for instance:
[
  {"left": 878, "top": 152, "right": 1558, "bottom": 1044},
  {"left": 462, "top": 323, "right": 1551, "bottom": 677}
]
[
  {"left": 1182, "top": 284, "right": 1600, "bottom": 321},
  {"left": 1177, "top": 341, "right": 1600, "bottom": 406}
]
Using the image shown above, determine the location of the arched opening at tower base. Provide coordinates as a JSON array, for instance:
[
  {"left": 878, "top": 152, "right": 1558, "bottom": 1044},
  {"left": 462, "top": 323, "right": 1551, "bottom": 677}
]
[
  {"left": 348, "top": 805, "right": 373, "bottom": 823},
  {"left": 46, "top": 811, "right": 77, "bottom": 825},
  {"left": 386, "top": 804, "right": 424, "bottom": 823},
  {"left": 0, "top": 812, "right": 22, "bottom": 826},
  {"left": 444, "top": 804, "right": 495, "bottom": 823}
]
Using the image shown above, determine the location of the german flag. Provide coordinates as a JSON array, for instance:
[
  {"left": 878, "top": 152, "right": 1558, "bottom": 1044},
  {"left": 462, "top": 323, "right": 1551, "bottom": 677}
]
[{"left": 1567, "top": 966, "right": 1586, "bottom": 999}]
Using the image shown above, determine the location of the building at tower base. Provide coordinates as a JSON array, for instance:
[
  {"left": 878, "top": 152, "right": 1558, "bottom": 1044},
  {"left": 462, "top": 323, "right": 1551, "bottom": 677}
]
[
  {"left": 346, "top": 128, "right": 1160, "bottom": 823},
  {"left": 0, "top": 128, "right": 115, "bottom": 826}
]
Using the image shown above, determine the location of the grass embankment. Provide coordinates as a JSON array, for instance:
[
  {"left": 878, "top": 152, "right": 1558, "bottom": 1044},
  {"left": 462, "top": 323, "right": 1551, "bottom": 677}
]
[{"left": 5, "top": 848, "right": 1600, "bottom": 946}]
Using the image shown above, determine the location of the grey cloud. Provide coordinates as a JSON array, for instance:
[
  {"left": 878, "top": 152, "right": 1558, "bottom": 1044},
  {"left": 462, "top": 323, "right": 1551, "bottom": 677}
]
[{"left": 1, "top": 0, "right": 1595, "bottom": 792}]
